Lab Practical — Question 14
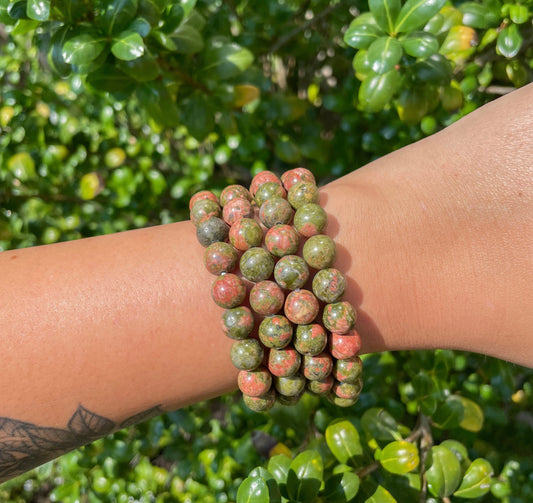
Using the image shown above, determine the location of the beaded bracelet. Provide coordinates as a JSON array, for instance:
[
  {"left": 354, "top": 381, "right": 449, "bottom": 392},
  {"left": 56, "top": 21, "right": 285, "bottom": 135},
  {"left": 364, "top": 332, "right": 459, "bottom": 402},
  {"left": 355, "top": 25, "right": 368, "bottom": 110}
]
[{"left": 190, "top": 169, "right": 363, "bottom": 412}]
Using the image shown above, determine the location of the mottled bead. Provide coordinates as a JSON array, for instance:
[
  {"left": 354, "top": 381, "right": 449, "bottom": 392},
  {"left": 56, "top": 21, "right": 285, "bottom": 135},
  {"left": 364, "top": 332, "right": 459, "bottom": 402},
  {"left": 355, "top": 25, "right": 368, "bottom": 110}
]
[
  {"left": 274, "top": 375, "right": 306, "bottom": 397},
  {"left": 284, "top": 289, "right": 319, "bottom": 325},
  {"left": 333, "top": 356, "right": 363, "bottom": 384},
  {"left": 303, "top": 352, "right": 333, "bottom": 381},
  {"left": 189, "top": 190, "right": 218, "bottom": 210},
  {"left": 197, "top": 217, "right": 229, "bottom": 248},
  {"left": 243, "top": 389, "right": 276, "bottom": 412},
  {"left": 329, "top": 330, "right": 362, "bottom": 359},
  {"left": 229, "top": 218, "right": 263, "bottom": 251},
  {"left": 274, "top": 255, "right": 309, "bottom": 290},
  {"left": 240, "top": 247, "right": 275, "bottom": 282},
  {"left": 190, "top": 199, "right": 221, "bottom": 227},
  {"left": 312, "top": 268, "right": 346, "bottom": 303},
  {"left": 211, "top": 273, "right": 246, "bottom": 308},
  {"left": 333, "top": 378, "right": 363, "bottom": 399},
  {"left": 250, "top": 170, "right": 282, "bottom": 197},
  {"left": 277, "top": 392, "right": 302, "bottom": 406},
  {"left": 307, "top": 375, "right": 334, "bottom": 395},
  {"left": 269, "top": 347, "right": 301, "bottom": 377},
  {"left": 323, "top": 301, "right": 357, "bottom": 334},
  {"left": 222, "top": 197, "right": 253, "bottom": 226},
  {"left": 294, "top": 324, "right": 327, "bottom": 356},
  {"left": 281, "top": 167, "right": 316, "bottom": 191},
  {"left": 294, "top": 203, "right": 327, "bottom": 237},
  {"left": 255, "top": 181, "right": 287, "bottom": 207},
  {"left": 303, "top": 234, "right": 336, "bottom": 269},
  {"left": 259, "top": 315, "right": 293, "bottom": 349},
  {"left": 259, "top": 197, "right": 294, "bottom": 228},
  {"left": 238, "top": 367, "right": 272, "bottom": 397},
  {"left": 204, "top": 242, "right": 238, "bottom": 275},
  {"left": 221, "top": 306, "right": 254, "bottom": 340},
  {"left": 265, "top": 224, "right": 300, "bottom": 258},
  {"left": 230, "top": 339, "right": 264, "bottom": 371},
  {"left": 249, "top": 280, "right": 285, "bottom": 316},
  {"left": 327, "top": 393, "right": 358, "bottom": 408},
  {"left": 287, "top": 181, "right": 319, "bottom": 209},
  {"left": 220, "top": 184, "right": 251, "bottom": 207}
]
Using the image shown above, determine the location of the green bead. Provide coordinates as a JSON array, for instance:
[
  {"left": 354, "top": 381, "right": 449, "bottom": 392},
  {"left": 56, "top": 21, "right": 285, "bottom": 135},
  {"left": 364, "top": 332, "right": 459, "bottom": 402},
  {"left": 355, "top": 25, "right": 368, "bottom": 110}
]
[
  {"left": 230, "top": 339, "right": 264, "bottom": 371},
  {"left": 190, "top": 199, "right": 221, "bottom": 227},
  {"left": 204, "top": 242, "right": 238, "bottom": 275},
  {"left": 259, "top": 197, "right": 294, "bottom": 228},
  {"left": 303, "top": 352, "right": 333, "bottom": 381},
  {"left": 255, "top": 181, "right": 286, "bottom": 207},
  {"left": 333, "top": 356, "right": 363, "bottom": 384},
  {"left": 221, "top": 306, "right": 254, "bottom": 340},
  {"left": 333, "top": 378, "right": 363, "bottom": 399},
  {"left": 327, "top": 393, "right": 359, "bottom": 407},
  {"left": 265, "top": 224, "right": 300, "bottom": 257},
  {"left": 287, "top": 181, "right": 319, "bottom": 209},
  {"left": 240, "top": 247, "right": 275, "bottom": 282},
  {"left": 220, "top": 184, "right": 251, "bottom": 206},
  {"left": 196, "top": 217, "right": 229, "bottom": 247},
  {"left": 303, "top": 234, "right": 336, "bottom": 269},
  {"left": 274, "top": 255, "right": 309, "bottom": 290},
  {"left": 243, "top": 389, "right": 276, "bottom": 412},
  {"left": 229, "top": 218, "right": 263, "bottom": 251},
  {"left": 268, "top": 347, "right": 301, "bottom": 377},
  {"left": 274, "top": 375, "right": 306, "bottom": 397},
  {"left": 259, "top": 315, "right": 293, "bottom": 349},
  {"left": 294, "top": 324, "right": 327, "bottom": 356},
  {"left": 312, "top": 268, "right": 346, "bottom": 303},
  {"left": 323, "top": 301, "right": 356, "bottom": 334},
  {"left": 294, "top": 203, "right": 327, "bottom": 237}
]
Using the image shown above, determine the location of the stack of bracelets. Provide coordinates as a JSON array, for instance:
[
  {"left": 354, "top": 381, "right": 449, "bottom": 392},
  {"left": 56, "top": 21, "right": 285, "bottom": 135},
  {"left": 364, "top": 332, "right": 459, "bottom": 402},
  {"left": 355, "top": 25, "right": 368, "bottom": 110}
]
[{"left": 190, "top": 168, "right": 363, "bottom": 412}]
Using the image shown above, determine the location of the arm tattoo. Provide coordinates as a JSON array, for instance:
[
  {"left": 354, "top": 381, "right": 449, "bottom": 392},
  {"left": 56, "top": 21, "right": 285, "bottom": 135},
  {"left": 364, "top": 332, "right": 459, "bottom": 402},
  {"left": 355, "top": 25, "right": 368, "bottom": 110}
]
[{"left": 0, "top": 403, "right": 163, "bottom": 484}]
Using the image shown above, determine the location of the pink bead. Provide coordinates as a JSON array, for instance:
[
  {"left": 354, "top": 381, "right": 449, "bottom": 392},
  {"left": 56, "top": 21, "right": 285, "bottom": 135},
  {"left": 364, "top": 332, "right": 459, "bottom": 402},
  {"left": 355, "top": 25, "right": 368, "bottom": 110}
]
[
  {"left": 189, "top": 190, "right": 218, "bottom": 210},
  {"left": 281, "top": 168, "right": 316, "bottom": 191},
  {"left": 284, "top": 289, "right": 319, "bottom": 324},
  {"left": 250, "top": 170, "right": 282, "bottom": 197},
  {"left": 249, "top": 280, "right": 285, "bottom": 316},
  {"left": 329, "top": 330, "right": 362, "bottom": 359},
  {"left": 211, "top": 273, "right": 246, "bottom": 308},
  {"left": 222, "top": 197, "right": 253, "bottom": 226}
]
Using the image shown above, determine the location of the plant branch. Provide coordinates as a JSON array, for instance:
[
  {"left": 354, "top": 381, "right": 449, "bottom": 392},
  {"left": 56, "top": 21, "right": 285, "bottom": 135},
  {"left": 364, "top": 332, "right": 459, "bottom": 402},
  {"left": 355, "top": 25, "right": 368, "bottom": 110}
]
[
  {"left": 357, "top": 461, "right": 380, "bottom": 478},
  {"left": 416, "top": 413, "right": 433, "bottom": 503}
]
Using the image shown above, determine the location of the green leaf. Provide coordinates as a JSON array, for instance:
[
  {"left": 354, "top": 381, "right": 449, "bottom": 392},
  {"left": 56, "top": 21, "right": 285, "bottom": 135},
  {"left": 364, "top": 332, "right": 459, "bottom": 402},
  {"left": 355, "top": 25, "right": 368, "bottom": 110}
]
[
  {"left": 454, "top": 459, "right": 493, "bottom": 499},
  {"left": 361, "top": 408, "right": 401, "bottom": 442},
  {"left": 287, "top": 450, "right": 323, "bottom": 502},
  {"left": 459, "top": 2, "right": 500, "bottom": 29},
  {"left": 12, "top": 18, "right": 39, "bottom": 34},
  {"left": 179, "top": 92, "right": 215, "bottom": 141},
  {"left": 369, "top": 0, "right": 401, "bottom": 33},
  {"left": 344, "top": 22, "right": 383, "bottom": 49},
  {"left": 509, "top": 5, "right": 529, "bottom": 24},
  {"left": 394, "top": 0, "right": 446, "bottom": 33},
  {"left": 401, "top": 31, "right": 439, "bottom": 58},
  {"left": 79, "top": 172, "right": 104, "bottom": 200},
  {"left": 129, "top": 17, "right": 151, "bottom": 36},
  {"left": 86, "top": 64, "right": 136, "bottom": 98},
  {"left": 117, "top": 50, "right": 159, "bottom": 81},
  {"left": 497, "top": 24, "right": 522, "bottom": 59},
  {"left": 62, "top": 33, "right": 106, "bottom": 66},
  {"left": 367, "top": 36, "right": 403, "bottom": 74},
  {"left": 136, "top": 81, "right": 180, "bottom": 126},
  {"left": 237, "top": 477, "right": 270, "bottom": 503},
  {"left": 426, "top": 445, "right": 462, "bottom": 498},
  {"left": 48, "top": 25, "right": 72, "bottom": 77},
  {"left": 248, "top": 468, "right": 282, "bottom": 503},
  {"left": 364, "top": 485, "right": 397, "bottom": 503},
  {"left": 7, "top": 1, "right": 28, "bottom": 20},
  {"left": 457, "top": 396, "right": 484, "bottom": 432},
  {"left": 180, "top": 0, "right": 196, "bottom": 17},
  {"left": 26, "top": 0, "right": 49, "bottom": 20},
  {"left": 440, "top": 440, "right": 469, "bottom": 468},
  {"left": 8, "top": 152, "right": 36, "bottom": 181},
  {"left": 171, "top": 24, "right": 204, "bottom": 53},
  {"left": 358, "top": 70, "right": 400, "bottom": 112},
  {"left": 432, "top": 395, "right": 464, "bottom": 429},
  {"left": 102, "top": 0, "right": 138, "bottom": 34},
  {"left": 267, "top": 454, "right": 291, "bottom": 498},
  {"left": 380, "top": 441, "right": 419, "bottom": 474},
  {"left": 202, "top": 37, "right": 253, "bottom": 80},
  {"left": 112, "top": 30, "right": 144, "bottom": 60},
  {"left": 325, "top": 420, "right": 363, "bottom": 465},
  {"left": 413, "top": 53, "right": 452, "bottom": 84},
  {"left": 353, "top": 50, "right": 373, "bottom": 80},
  {"left": 322, "top": 471, "right": 360, "bottom": 503}
]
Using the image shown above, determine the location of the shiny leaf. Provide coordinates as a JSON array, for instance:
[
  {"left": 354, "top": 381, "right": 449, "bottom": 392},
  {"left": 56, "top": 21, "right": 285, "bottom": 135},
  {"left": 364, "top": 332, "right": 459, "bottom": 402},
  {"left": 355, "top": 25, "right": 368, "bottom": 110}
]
[
  {"left": 237, "top": 476, "right": 270, "bottom": 503},
  {"left": 111, "top": 30, "right": 145, "bottom": 60},
  {"left": 380, "top": 441, "right": 420, "bottom": 474},
  {"left": 369, "top": 0, "right": 401, "bottom": 33},
  {"left": 367, "top": 36, "right": 403, "bottom": 74},
  {"left": 202, "top": 37, "right": 253, "bottom": 80},
  {"left": 62, "top": 33, "right": 106, "bottom": 66},
  {"left": 117, "top": 50, "right": 159, "bottom": 81},
  {"left": 26, "top": 0, "right": 49, "bottom": 20},
  {"left": 426, "top": 445, "right": 462, "bottom": 498},
  {"left": 454, "top": 459, "right": 494, "bottom": 499},
  {"left": 361, "top": 408, "right": 401, "bottom": 442},
  {"left": 248, "top": 468, "right": 282, "bottom": 503},
  {"left": 7, "top": 152, "right": 36, "bottom": 181},
  {"left": 459, "top": 2, "right": 500, "bottom": 29},
  {"left": 322, "top": 471, "right": 360, "bottom": 503},
  {"left": 497, "top": 24, "right": 522, "bottom": 59},
  {"left": 325, "top": 420, "right": 363, "bottom": 464},
  {"left": 413, "top": 53, "right": 452, "bottom": 84},
  {"left": 136, "top": 81, "right": 180, "bottom": 126},
  {"left": 401, "top": 31, "right": 439, "bottom": 57},
  {"left": 86, "top": 64, "right": 136, "bottom": 97},
  {"left": 79, "top": 172, "right": 104, "bottom": 200},
  {"left": 344, "top": 22, "right": 383, "bottom": 49},
  {"left": 102, "top": 0, "right": 138, "bottom": 34},
  {"left": 395, "top": 0, "right": 446, "bottom": 33},
  {"left": 364, "top": 485, "right": 397, "bottom": 503},
  {"left": 458, "top": 396, "right": 484, "bottom": 432},
  {"left": 287, "top": 450, "right": 323, "bottom": 502},
  {"left": 358, "top": 70, "right": 400, "bottom": 112}
]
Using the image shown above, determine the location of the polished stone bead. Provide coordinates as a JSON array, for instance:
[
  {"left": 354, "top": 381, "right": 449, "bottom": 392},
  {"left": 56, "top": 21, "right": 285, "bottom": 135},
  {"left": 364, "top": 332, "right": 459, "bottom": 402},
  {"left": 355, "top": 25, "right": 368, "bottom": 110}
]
[
  {"left": 259, "top": 315, "right": 293, "bottom": 349},
  {"left": 294, "top": 323, "right": 327, "bottom": 356},
  {"left": 243, "top": 389, "right": 276, "bottom": 412},
  {"left": 287, "top": 181, "right": 319, "bottom": 209},
  {"left": 303, "top": 352, "right": 333, "bottom": 381},
  {"left": 265, "top": 224, "right": 300, "bottom": 257},
  {"left": 220, "top": 184, "right": 251, "bottom": 207},
  {"left": 323, "top": 301, "right": 357, "bottom": 334},
  {"left": 249, "top": 280, "right": 285, "bottom": 315},
  {"left": 294, "top": 203, "right": 327, "bottom": 237},
  {"left": 274, "top": 255, "right": 309, "bottom": 290},
  {"left": 240, "top": 247, "right": 275, "bottom": 282},
  {"left": 255, "top": 181, "right": 287, "bottom": 207},
  {"left": 238, "top": 367, "right": 272, "bottom": 397},
  {"left": 229, "top": 217, "right": 263, "bottom": 251},
  {"left": 250, "top": 170, "right": 282, "bottom": 197},
  {"left": 204, "top": 242, "right": 238, "bottom": 275},
  {"left": 332, "top": 356, "right": 363, "bottom": 384},
  {"left": 312, "top": 268, "right": 346, "bottom": 303},
  {"left": 222, "top": 197, "right": 253, "bottom": 225},
  {"left": 189, "top": 190, "right": 218, "bottom": 210},
  {"left": 190, "top": 199, "right": 221, "bottom": 227},
  {"left": 274, "top": 375, "right": 306, "bottom": 397},
  {"left": 230, "top": 339, "right": 264, "bottom": 371},
  {"left": 284, "top": 289, "right": 319, "bottom": 324},
  {"left": 327, "top": 393, "right": 359, "bottom": 407},
  {"left": 329, "top": 330, "right": 362, "bottom": 359},
  {"left": 268, "top": 347, "right": 301, "bottom": 377},
  {"left": 259, "top": 197, "right": 294, "bottom": 228},
  {"left": 211, "top": 273, "right": 246, "bottom": 308},
  {"left": 196, "top": 217, "right": 229, "bottom": 247},
  {"left": 333, "top": 378, "right": 363, "bottom": 399},
  {"left": 281, "top": 168, "right": 316, "bottom": 191},
  {"left": 221, "top": 306, "right": 254, "bottom": 340},
  {"left": 307, "top": 375, "right": 334, "bottom": 395},
  {"left": 303, "top": 234, "right": 336, "bottom": 269}
]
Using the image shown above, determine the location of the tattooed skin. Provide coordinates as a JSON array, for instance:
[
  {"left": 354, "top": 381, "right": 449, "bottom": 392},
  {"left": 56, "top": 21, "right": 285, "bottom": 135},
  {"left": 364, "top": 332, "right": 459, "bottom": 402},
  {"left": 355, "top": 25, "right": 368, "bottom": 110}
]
[{"left": 0, "top": 404, "right": 163, "bottom": 484}]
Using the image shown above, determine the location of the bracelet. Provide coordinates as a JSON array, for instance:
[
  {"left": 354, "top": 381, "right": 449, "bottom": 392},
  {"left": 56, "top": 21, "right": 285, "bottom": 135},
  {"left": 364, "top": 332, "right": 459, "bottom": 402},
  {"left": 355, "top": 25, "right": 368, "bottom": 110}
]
[{"left": 190, "top": 169, "right": 363, "bottom": 412}]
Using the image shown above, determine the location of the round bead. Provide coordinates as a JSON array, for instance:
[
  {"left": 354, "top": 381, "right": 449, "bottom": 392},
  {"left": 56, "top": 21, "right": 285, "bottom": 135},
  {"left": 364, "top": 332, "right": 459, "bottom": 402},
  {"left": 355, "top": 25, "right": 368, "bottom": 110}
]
[
  {"left": 281, "top": 168, "right": 316, "bottom": 191},
  {"left": 189, "top": 190, "right": 218, "bottom": 210},
  {"left": 221, "top": 306, "right": 254, "bottom": 340},
  {"left": 329, "top": 330, "right": 362, "bottom": 359},
  {"left": 287, "top": 181, "right": 319, "bottom": 209},
  {"left": 243, "top": 389, "right": 276, "bottom": 412},
  {"left": 211, "top": 273, "right": 246, "bottom": 308},
  {"left": 323, "top": 301, "right": 357, "bottom": 334},
  {"left": 274, "top": 375, "right": 306, "bottom": 397},
  {"left": 303, "top": 234, "right": 336, "bottom": 269},
  {"left": 307, "top": 375, "right": 334, "bottom": 395},
  {"left": 333, "top": 356, "right": 363, "bottom": 384},
  {"left": 259, "top": 197, "right": 294, "bottom": 228},
  {"left": 196, "top": 217, "right": 229, "bottom": 247},
  {"left": 284, "top": 289, "right": 319, "bottom": 325},
  {"left": 230, "top": 339, "right": 264, "bottom": 371},
  {"left": 240, "top": 247, "right": 275, "bottom": 282},
  {"left": 249, "top": 280, "right": 285, "bottom": 316},
  {"left": 303, "top": 352, "right": 333, "bottom": 381},
  {"left": 327, "top": 393, "right": 358, "bottom": 408},
  {"left": 250, "top": 170, "right": 282, "bottom": 197},
  {"left": 229, "top": 218, "right": 263, "bottom": 251},
  {"left": 259, "top": 315, "right": 293, "bottom": 349},
  {"left": 204, "top": 242, "right": 238, "bottom": 275},
  {"left": 312, "top": 268, "right": 346, "bottom": 303},
  {"left": 277, "top": 393, "right": 303, "bottom": 406},
  {"left": 190, "top": 199, "right": 221, "bottom": 227},
  {"left": 238, "top": 367, "right": 272, "bottom": 397},
  {"left": 220, "top": 184, "right": 251, "bottom": 207},
  {"left": 265, "top": 224, "right": 300, "bottom": 257},
  {"left": 294, "top": 324, "right": 327, "bottom": 356},
  {"left": 255, "top": 181, "right": 287, "bottom": 207},
  {"left": 294, "top": 203, "right": 327, "bottom": 237},
  {"left": 222, "top": 197, "right": 253, "bottom": 225},
  {"left": 268, "top": 347, "right": 301, "bottom": 377},
  {"left": 333, "top": 378, "right": 363, "bottom": 399},
  {"left": 274, "top": 255, "right": 309, "bottom": 290}
]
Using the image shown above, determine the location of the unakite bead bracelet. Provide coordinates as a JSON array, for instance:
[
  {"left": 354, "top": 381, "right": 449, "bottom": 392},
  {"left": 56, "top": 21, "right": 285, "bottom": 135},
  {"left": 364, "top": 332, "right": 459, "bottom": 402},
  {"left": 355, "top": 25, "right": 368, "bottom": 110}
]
[{"left": 190, "top": 168, "right": 363, "bottom": 412}]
